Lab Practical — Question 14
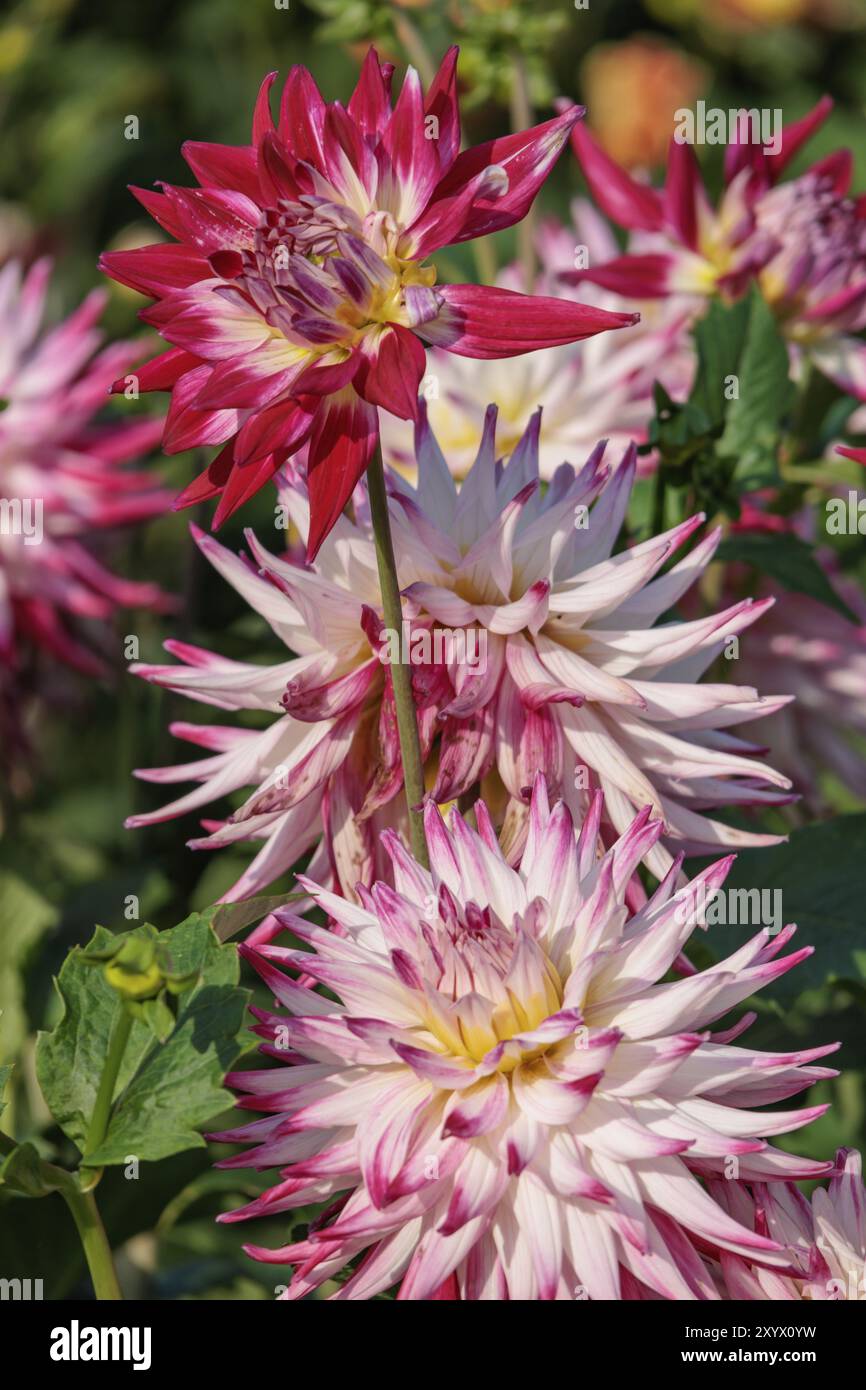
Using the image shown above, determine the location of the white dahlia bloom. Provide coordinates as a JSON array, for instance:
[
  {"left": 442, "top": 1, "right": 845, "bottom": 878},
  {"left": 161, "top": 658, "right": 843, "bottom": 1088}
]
[
  {"left": 710, "top": 1149, "right": 866, "bottom": 1301},
  {"left": 215, "top": 778, "right": 835, "bottom": 1300},
  {"left": 130, "top": 406, "right": 791, "bottom": 897}
]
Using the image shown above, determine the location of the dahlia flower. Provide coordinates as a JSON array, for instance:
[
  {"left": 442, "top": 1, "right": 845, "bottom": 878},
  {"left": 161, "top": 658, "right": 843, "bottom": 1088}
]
[
  {"left": 709, "top": 1149, "right": 866, "bottom": 1300},
  {"left": 130, "top": 408, "right": 791, "bottom": 898},
  {"left": 565, "top": 96, "right": 866, "bottom": 397},
  {"left": 0, "top": 258, "right": 169, "bottom": 682},
  {"left": 214, "top": 777, "right": 835, "bottom": 1300},
  {"left": 128, "top": 477, "right": 409, "bottom": 901},
  {"left": 99, "top": 47, "right": 636, "bottom": 557},
  {"left": 381, "top": 202, "right": 694, "bottom": 480},
  {"left": 734, "top": 575, "right": 866, "bottom": 812}
]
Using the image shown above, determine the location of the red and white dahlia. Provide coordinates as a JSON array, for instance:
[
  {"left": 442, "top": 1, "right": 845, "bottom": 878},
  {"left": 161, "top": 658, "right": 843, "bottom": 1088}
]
[
  {"left": 216, "top": 777, "right": 835, "bottom": 1300},
  {"left": 710, "top": 1149, "right": 866, "bottom": 1300},
  {"left": 130, "top": 408, "right": 792, "bottom": 897},
  {"left": 565, "top": 97, "right": 866, "bottom": 398},
  {"left": 0, "top": 258, "right": 169, "bottom": 684},
  {"left": 99, "top": 47, "right": 636, "bottom": 557}
]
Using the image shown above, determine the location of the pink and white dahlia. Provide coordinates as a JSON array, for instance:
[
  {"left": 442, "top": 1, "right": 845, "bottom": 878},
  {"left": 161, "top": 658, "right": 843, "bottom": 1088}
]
[
  {"left": 99, "top": 47, "right": 636, "bottom": 557},
  {"left": 0, "top": 258, "right": 169, "bottom": 682},
  {"left": 734, "top": 576, "right": 866, "bottom": 812},
  {"left": 381, "top": 203, "right": 694, "bottom": 480},
  {"left": 387, "top": 407, "right": 793, "bottom": 879},
  {"left": 710, "top": 1149, "right": 866, "bottom": 1300},
  {"left": 216, "top": 777, "right": 835, "bottom": 1300},
  {"left": 130, "top": 408, "right": 792, "bottom": 898},
  {"left": 565, "top": 97, "right": 866, "bottom": 397},
  {"left": 127, "top": 477, "right": 421, "bottom": 901}
]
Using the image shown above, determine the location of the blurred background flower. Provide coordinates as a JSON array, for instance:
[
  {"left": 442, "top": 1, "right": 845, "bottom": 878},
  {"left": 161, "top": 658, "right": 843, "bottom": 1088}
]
[{"left": 580, "top": 35, "right": 707, "bottom": 170}]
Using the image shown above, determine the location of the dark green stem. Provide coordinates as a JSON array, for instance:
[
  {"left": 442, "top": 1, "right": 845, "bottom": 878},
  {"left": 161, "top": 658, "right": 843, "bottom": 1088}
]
[
  {"left": 652, "top": 468, "right": 667, "bottom": 536},
  {"left": 367, "top": 444, "right": 430, "bottom": 869}
]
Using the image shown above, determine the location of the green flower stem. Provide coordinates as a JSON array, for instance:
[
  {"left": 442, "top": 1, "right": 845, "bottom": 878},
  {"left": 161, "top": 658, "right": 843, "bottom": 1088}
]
[
  {"left": 82, "top": 1003, "right": 133, "bottom": 1162},
  {"left": 61, "top": 1184, "right": 123, "bottom": 1301},
  {"left": 652, "top": 467, "right": 667, "bottom": 537},
  {"left": 509, "top": 50, "right": 537, "bottom": 290},
  {"left": 367, "top": 442, "right": 430, "bottom": 869},
  {"left": 473, "top": 234, "right": 498, "bottom": 288}
]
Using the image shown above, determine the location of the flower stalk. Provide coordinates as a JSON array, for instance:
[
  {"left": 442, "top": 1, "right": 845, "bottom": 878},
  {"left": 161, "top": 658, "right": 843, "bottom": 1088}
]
[
  {"left": 82, "top": 1003, "right": 133, "bottom": 1164},
  {"left": 367, "top": 441, "right": 430, "bottom": 868},
  {"left": 61, "top": 1185, "right": 123, "bottom": 1301},
  {"left": 509, "top": 50, "right": 537, "bottom": 289}
]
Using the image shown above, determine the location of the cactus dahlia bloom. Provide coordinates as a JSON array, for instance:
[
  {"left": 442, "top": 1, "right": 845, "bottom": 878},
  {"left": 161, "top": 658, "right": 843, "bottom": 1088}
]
[
  {"left": 565, "top": 96, "right": 866, "bottom": 397},
  {"left": 215, "top": 777, "right": 835, "bottom": 1301},
  {"left": 734, "top": 577, "right": 866, "bottom": 813},
  {"left": 130, "top": 408, "right": 792, "bottom": 898},
  {"left": 709, "top": 1150, "right": 866, "bottom": 1300},
  {"left": 563, "top": 98, "right": 835, "bottom": 302},
  {"left": 127, "top": 477, "right": 426, "bottom": 901},
  {"left": 0, "top": 258, "right": 169, "bottom": 682},
  {"left": 98, "top": 47, "right": 636, "bottom": 558},
  {"left": 389, "top": 407, "right": 793, "bottom": 881},
  {"left": 381, "top": 203, "right": 694, "bottom": 481}
]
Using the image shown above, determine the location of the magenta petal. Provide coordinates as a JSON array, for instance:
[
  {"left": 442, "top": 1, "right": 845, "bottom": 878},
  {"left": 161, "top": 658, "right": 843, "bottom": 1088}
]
[
  {"left": 355, "top": 324, "right": 426, "bottom": 420},
  {"left": 663, "top": 139, "right": 704, "bottom": 251},
  {"left": 422, "top": 107, "right": 582, "bottom": 248},
  {"left": 347, "top": 47, "right": 393, "bottom": 136},
  {"left": 423, "top": 45, "right": 460, "bottom": 173},
  {"left": 381, "top": 65, "right": 441, "bottom": 225},
  {"left": 420, "top": 284, "right": 639, "bottom": 359},
  {"left": 562, "top": 252, "right": 673, "bottom": 299},
  {"left": 182, "top": 140, "right": 260, "bottom": 201},
  {"left": 569, "top": 120, "right": 665, "bottom": 233},
  {"left": 234, "top": 395, "right": 316, "bottom": 465},
  {"left": 98, "top": 243, "right": 211, "bottom": 297},
  {"left": 277, "top": 65, "right": 327, "bottom": 171},
  {"left": 306, "top": 389, "right": 378, "bottom": 559}
]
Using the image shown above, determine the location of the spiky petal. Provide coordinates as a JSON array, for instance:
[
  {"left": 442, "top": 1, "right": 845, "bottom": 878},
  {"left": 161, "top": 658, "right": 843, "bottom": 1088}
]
[
  {"left": 100, "top": 48, "right": 637, "bottom": 557},
  {"left": 0, "top": 258, "right": 169, "bottom": 697},
  {"left": 217, "top": 778, "right": 833, "bottom": 1300},
  {"left": 129, "top": 411, "right": 792, "bottom": 897}
]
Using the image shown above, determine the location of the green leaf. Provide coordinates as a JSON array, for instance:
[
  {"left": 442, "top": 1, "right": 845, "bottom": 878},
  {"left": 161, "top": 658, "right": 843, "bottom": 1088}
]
[
  {"left": 691, "top": 295, "right": 752, "bottom": 431},
  {"left": 0, "top": 1141, "right": 52, "bottom": 1197},
  {"left": 0, "top": 869, "right": 58, "bottom": 1060},
  {"left": 718, "top": 291, "right": 795, "bottom": 485},
  {"left": 36, "top": 916, "right": 249, "bottom": 1165},
  {"left": 211, "top": 893, "right": 302, "bottom": 942},
  {"left": 715, "top": 532, "right": 857, "bottom": 620},
  {"left": 689, "top": 813, "right": 866, "bottom": 1004},
  {"left": 651, "top": 291, "right": 794, "bottom": 511},
  {"left": 36, "top": 926, "right": 154, "bottom": 1152},
  {"left": 0, "top": 1063, "right": 11, "bottom": 1118}
]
